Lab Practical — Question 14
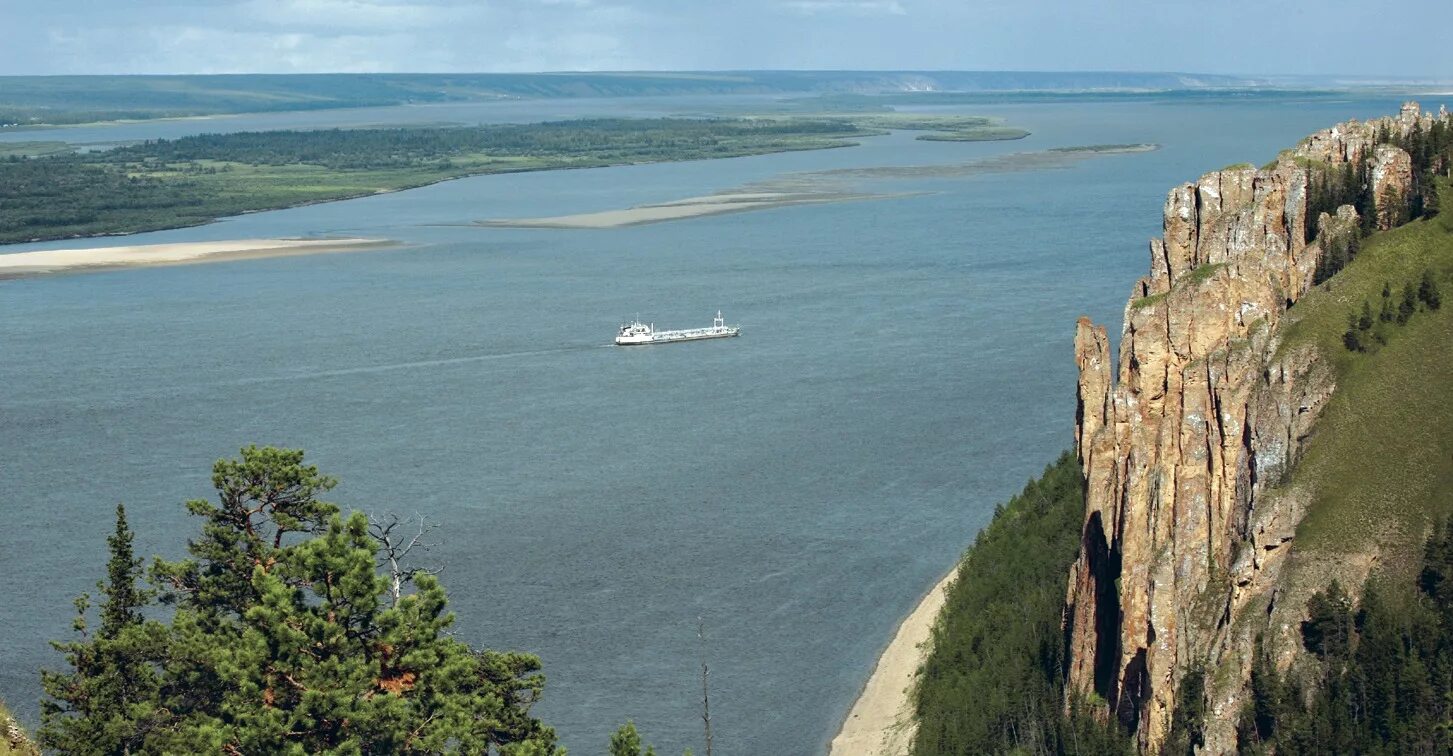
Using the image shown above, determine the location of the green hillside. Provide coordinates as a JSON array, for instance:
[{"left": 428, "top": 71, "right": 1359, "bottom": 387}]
[{"left": 1280, "top": 183, "right": 1453, "bottom": 579}]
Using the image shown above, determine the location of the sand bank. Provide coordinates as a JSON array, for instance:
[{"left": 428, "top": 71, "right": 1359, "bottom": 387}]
[
  {"left": 477, "top": 144, "right": 1157, "bottom": 231},
  {"left": 476, "top": 191, "right": 889, "bottom": 229},
  {"left": 829, "top": 566, "right": 957, "bottom": 756},
  {"left": 0, "top": 237, "right": 394, "bottom": 279}
]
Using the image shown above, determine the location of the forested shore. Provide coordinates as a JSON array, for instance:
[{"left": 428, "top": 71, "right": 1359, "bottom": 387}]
[{"left": 0, "top": 118, "right": 869, "bottom": 244}]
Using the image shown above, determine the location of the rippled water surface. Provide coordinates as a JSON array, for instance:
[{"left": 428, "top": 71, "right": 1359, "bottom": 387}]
[{"left": 0, "top": 92, "right": 1422, "bottom": 753}]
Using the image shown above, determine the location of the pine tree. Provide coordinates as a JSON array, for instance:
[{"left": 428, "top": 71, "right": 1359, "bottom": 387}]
[
  {"left": 149, "top": 512, "right": 559, "bottom": 753},
  {"left": 610, "top": 721, "right": 658, "bottom": 756},
  {"left": 1164, "top": 665, "right": 1206, "bottom": 755},
  {"left": 152, "top": 444, "right": 340, "bottom": 619},
  {"left": 1400, "top": 282, "right": 1419, "bottom": 323},
  {"left": 1359, "top": 300, "right": 1375, "bottom": 331},
  {"left": 1302, "top": 581, "right": 1353, "bottom": 659},
  {"left": 47, "top": 448, "right": 566, "bottom": 754},
  {"left": 1419, "top": 269, "right": 1442, "bottom": 310},
  {"left": 39, "top": 504, "right": 167, "bottom": 755},
  {"left": 1244, "top": 641, "right": 1284, "bottom": 747},
  {"left": 1343, "top": 312, "right": 1363, "bottom": 352}
]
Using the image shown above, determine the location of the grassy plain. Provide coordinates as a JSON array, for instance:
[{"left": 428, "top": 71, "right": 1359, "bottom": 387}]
[{"left": 0, "top": 141, "right": 71, "bottom": 157}]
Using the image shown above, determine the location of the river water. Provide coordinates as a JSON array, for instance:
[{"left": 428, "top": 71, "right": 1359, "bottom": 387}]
[{"left": 0, "top": 91, "right": 1424, "bottom": 753}]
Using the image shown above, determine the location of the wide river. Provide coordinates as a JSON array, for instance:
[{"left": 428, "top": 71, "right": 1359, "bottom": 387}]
[{"left": 0, "top": 91, "right": 1424, "bottom": 753}]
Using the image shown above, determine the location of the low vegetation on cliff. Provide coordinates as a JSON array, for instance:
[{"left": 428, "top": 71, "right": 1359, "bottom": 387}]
[
  {"left": 911, "top": 452, "right": 1127, "bottom": 755},
  {"left": 0, "top": 699, "right": 38, "bottom": 756}
]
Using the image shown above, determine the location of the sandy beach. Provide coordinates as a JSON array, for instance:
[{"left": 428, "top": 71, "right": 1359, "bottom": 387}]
[
  {"left": 0, "top": 237, "right": 395, "bottom": 278},
  {"left": 829, "top": 566, "right": 957, "bottom": 756}
]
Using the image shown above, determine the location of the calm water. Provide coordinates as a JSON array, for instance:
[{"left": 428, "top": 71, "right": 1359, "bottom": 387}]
[{"left": 0, "top": 93, "right": 1422, "bottom": 753}]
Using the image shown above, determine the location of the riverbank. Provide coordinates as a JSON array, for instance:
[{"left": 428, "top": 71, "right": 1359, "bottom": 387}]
[
  {"left": 0, "top": 238, "right": 395, "bottom": 279},
  {"left": 829, "top": 566, "right": 956, "bottom": 756}
]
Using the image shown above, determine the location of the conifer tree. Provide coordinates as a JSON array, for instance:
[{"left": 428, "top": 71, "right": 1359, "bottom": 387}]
[
  {"left": 40, "top": 504, "right": 167, "bottom": 755},
  {"left": 610, "top": 721, "right": 658, "bottom": 756},
  {"left": 151, "top": 447, "right": 562, "bottom": 754},
  {"left": 46, "top": 447, "right": 567, "bottom": 754},
  {"left": 1301, "top": 581, "right": 1353, "bottom": 659},
  {"left": 1343, "top": 313, "right": 1363, "bottom": 352},
  {"left": 1420, "top": 269, "right": 1442, "bottom": 310},
  {"left": 1400, "top": 282, "right": 1419, "bottom": 323}
]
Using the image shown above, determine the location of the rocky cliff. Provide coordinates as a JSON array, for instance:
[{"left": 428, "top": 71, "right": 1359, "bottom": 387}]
[{"left": 1062, "top": 102, "right": 1450, "bottom": 753}]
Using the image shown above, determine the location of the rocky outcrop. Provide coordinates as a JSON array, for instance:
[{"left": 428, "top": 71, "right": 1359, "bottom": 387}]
[
  {"left": 3, "top": 709, "right": 39, "bottom": 756},
  {"left": 1062, "top": 103, "right": 1447, "bottom": 753},
  {"left": 1370, "top": 145, "right": 1413, "bottom": 229}
]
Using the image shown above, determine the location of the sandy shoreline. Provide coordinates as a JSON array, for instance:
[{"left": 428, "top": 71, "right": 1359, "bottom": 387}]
[
  {"left": 829, "top": 565, "right": 957, "bottom": 756},
  {"left": 0, "top": 237, "right": 395, "bottom": 279}
]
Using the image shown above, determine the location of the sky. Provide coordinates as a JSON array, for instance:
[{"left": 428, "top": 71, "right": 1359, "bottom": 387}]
[{"left": 1, "top": 0, "right": 1450, "bottom": 78}]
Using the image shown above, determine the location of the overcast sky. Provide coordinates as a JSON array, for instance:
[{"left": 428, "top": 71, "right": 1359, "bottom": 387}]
[{"left": 2, "top": 0, "right": 1450, "bottom": 78}]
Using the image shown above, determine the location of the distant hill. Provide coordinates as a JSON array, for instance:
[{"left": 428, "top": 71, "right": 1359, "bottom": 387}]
[{"left": 0, "top": 70, "right": 1266, "bottom": 126}]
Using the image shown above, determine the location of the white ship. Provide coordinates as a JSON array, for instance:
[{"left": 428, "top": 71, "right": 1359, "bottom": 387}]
[{"left": 615, "top": 310, "right": 741, "bottom": 346}]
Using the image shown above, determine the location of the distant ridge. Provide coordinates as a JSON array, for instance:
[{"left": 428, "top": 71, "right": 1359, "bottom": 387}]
[{"left": 0, "top": 70, "right": 1270, "bottom": 125}]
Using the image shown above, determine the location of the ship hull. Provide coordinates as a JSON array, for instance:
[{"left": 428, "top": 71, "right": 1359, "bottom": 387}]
[{"left": 614, "top": 329, "right": 740, "bottom": 346}]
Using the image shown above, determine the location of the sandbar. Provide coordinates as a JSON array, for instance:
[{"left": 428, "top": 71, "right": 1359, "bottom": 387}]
[
  {"left": 476, "top": 191, "right": 890, "bottom": 229},
  {"left": 476, "top": 144, "right": 1157, "bottom": 231},
  {"left": 828, "top": 566, "right": 956, "bottom": 756},
  {"left": 0, "top": 237, "right": 395, "bottom": 279}
]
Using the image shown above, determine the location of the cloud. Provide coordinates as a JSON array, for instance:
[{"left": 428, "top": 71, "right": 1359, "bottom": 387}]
[
  {"left": 46, "top": 24, "right": 454, "bottom": 74},
  {"left": 780, "top": 0, "right": 906, "bottom": 15},
  {"left": 0, "top": 0, "right": 1450, "bottom": 76},
  {"left": 237, "top": 0, "right": 468, "bottom": 32}
]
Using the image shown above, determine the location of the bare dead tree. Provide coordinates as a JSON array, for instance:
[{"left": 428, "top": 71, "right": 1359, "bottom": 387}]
[
  {"left": 699, "top": 616, "right": 714, "bottom": 756},
  {"left": 366, "top": 511, "right": 442, "bottom": 606}
]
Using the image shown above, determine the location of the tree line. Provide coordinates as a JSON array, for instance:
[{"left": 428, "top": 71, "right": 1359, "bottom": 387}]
[{"left": 107, "top": 118, "right": 862, "bottom": 171}]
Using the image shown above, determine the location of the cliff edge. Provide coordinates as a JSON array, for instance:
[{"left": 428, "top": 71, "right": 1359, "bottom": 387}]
[{"left": 1063, "top": 102, "right": 1452, "bottom": 753}]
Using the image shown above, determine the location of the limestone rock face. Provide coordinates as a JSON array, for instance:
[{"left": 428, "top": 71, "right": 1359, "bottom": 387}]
[
  {"left": 1061, "top": 103, "right": 1450, "bottom": 753},
  {"left": 1370, "top": 144, "right": 1413, "bottom": 229}
]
